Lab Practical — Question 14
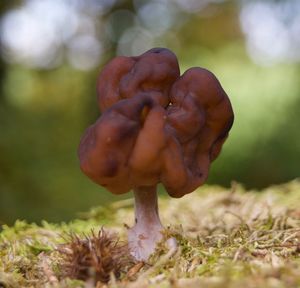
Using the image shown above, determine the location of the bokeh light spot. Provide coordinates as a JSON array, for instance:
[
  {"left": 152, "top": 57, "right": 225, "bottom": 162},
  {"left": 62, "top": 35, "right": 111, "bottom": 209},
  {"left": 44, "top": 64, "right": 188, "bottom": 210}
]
[
  {"left": 68, "top": 35, "right": 103, "bottom": 71},
  {"left": 117, "top": 26, "right": 154, "bottom": 56},
  {"left": 137, "top": 1, "right": 178, "bottom": 36},
  {"left": 240, "top": 0, "right": 300, "bottom": 65}
]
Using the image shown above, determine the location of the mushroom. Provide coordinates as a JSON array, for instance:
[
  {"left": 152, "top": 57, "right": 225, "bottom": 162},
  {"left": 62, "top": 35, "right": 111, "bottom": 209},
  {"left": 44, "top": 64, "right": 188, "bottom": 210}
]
[{"left": 78, "top": 48, "right": 234, "bottom": 261}]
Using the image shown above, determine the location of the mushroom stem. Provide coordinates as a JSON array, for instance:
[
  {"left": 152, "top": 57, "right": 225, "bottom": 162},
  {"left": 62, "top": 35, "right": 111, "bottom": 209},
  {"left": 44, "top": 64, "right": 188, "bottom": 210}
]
[
  {"left": 133, "top": 185, "right": 161, "bottom": 228},
  {"left": 128, "top": 186, "right": 168, "bottom": 261}
]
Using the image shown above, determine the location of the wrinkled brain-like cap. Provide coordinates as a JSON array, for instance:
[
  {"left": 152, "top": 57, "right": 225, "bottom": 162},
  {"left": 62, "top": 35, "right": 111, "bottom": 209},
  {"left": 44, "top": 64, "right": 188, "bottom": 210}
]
[
  {"left": 97, "top": 48, "right": 180, "bottom": 110},
  {"left": 78, "top": 48, "right": 234, "bottom": 197}
]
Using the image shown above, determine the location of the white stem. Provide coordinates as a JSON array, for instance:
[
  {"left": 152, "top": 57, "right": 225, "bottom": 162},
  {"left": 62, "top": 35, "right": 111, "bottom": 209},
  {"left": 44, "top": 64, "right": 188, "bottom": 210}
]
[
  {"left": 128, "top": 186, "right": 164, "bottom": 261},
  {"left": 134, "top": 186, "right": 162, "bottom": 228}
]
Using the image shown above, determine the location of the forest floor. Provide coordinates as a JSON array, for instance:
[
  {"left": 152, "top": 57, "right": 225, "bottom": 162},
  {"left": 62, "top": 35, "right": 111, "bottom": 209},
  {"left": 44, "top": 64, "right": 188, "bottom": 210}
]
[{"left": 1, "top": 180, "right": 300, "bottom": 288}]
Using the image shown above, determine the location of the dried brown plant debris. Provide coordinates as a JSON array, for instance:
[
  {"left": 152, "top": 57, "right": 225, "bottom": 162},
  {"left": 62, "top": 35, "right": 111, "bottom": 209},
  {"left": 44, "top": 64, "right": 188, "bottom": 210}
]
[{"left": 58, "top": 228, "right": 135, "bottom": 284}]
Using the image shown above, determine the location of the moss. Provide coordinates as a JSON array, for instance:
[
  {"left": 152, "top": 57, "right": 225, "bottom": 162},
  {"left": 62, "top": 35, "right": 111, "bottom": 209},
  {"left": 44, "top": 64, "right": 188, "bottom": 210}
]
[{"left": 1, "top": 180, "right": 300, "bottom": 287}]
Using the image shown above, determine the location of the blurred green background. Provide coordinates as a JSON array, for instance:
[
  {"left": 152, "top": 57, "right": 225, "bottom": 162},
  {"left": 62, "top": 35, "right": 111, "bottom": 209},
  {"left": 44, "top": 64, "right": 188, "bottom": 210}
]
[{"left": 0, "top": 0, "right": 299, "bottom": 224}]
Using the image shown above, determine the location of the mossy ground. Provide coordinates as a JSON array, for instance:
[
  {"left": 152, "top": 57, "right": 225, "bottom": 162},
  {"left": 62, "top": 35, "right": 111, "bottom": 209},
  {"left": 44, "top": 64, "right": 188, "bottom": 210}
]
[{"left": 1, "top": 180, "right": 300, "bottom": 288}]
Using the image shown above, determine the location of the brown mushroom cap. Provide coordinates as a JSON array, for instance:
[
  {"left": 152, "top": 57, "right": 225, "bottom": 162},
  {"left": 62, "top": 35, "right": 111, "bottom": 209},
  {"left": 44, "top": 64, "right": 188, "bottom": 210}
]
[
  {"left": 97, "top": 48, "right": 180, "bottom": 111},
  {"left": 162, "top": 68, "right": 234, "bottom": 197},
  {"left": 78, "top": 48, "right": 234, "bottom": 197}
]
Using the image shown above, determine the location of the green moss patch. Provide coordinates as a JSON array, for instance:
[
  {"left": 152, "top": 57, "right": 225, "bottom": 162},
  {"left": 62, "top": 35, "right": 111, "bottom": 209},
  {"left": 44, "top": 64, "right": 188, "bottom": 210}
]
[{"left": 1, "top": 180, "right": 300, "bottom": 287}]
